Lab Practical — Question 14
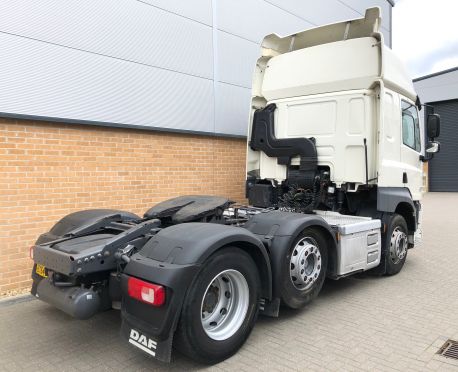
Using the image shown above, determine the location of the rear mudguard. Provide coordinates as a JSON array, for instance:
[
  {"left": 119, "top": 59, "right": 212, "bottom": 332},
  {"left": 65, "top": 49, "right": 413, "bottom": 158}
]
[{"left": 120, "top": 222, "right": 271, "bottom": 362}]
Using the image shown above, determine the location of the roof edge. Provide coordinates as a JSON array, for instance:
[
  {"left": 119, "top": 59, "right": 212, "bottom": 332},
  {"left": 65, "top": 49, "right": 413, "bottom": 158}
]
[
  {"left": 386, "top": 0, "right": 395, "bottom": 6},
  {"left": 413, "top": 66, "right": 458, "bottom": 82}
]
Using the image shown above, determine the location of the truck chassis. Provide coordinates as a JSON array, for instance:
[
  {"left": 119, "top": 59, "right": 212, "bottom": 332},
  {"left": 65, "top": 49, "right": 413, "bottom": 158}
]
[{"left": 31, "top": 194, "right": 403, "bottom": 363}]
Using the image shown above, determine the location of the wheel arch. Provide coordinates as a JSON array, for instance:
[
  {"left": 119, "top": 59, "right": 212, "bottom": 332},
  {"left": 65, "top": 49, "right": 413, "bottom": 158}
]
[
  {"left": 305, "top": 224, "right": 338, "bottom": 276},
  {"left": 138, "top": 223, "right": 272, "bottom": 300},
  {"left": 394, "top": 202, "right": 416, "bottom": 233},
  {"left": 377, "top": 187, "right": 417, "bottom": 232}
]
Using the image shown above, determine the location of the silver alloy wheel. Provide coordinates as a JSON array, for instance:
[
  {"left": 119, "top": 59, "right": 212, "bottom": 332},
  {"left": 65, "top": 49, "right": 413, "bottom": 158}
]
[
  {"left": 200, "top": 269, "right": 249, "bottom": 341},
  {"left": 290, "top": 237, "right": 321, "bottom": 290},
  {"left": 390, "top": 226, "right": 408, "bottom": 264}
]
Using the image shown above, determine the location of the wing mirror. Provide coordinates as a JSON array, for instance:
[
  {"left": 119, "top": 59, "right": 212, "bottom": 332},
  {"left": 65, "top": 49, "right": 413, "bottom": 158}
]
[
  {"left": 426, "top": 141, "right": 440, "bottom": 154},
  {"left": 427, "top": 114, "right": 440, "bottom": 139},
  {"left": 421, "top": 114, "right": 441, "bottom": 162}
]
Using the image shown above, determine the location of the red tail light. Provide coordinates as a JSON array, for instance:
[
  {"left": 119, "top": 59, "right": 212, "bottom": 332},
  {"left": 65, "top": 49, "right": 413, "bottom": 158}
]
[
  {"left": 29, "top": 246, "right": 35, "bottom": 260},
  {"left": 127, "top": 277, "right": 165, "bottom": 306}
]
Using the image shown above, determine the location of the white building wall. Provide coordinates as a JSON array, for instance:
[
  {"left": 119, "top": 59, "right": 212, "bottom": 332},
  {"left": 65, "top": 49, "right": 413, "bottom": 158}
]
[{"left": 0, "top": 0, "right": 393, "bottom": 136}]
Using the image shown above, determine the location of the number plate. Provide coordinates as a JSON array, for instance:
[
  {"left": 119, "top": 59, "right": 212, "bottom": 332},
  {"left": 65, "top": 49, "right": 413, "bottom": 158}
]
[{"left": 35, "top": 264, "right": 47, "bottom": 278}]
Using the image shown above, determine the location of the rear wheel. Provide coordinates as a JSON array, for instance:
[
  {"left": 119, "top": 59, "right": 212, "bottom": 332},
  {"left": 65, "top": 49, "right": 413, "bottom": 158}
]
[
  {"left": 280, "top": 228, "right": 328, "bottom": 309},
  {"left": 384, "top": 214, "right": 408, "bottom": 275},
  {"left": 174, "top": 247, "right": 260, "bottom": 364}
]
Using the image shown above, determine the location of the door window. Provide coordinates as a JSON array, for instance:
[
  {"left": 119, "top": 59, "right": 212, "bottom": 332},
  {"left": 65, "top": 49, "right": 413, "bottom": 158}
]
[{"left": 401, "top": 100, "right": 421, "bottom": 152}]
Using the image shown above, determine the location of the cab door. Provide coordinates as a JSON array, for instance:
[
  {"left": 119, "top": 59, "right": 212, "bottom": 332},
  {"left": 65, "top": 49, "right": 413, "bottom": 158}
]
[{"left": 400, "top": 99, "right": 423, "bottom": 200}]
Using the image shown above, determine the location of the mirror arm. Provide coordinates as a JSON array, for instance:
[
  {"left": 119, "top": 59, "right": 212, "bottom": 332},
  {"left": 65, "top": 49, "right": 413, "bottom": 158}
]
[
  {"left": 421, "top": 103, "right": 435, "bottom": 113},
  {"left": 420, "top": 154, "right": 430, "bottom": 162}
]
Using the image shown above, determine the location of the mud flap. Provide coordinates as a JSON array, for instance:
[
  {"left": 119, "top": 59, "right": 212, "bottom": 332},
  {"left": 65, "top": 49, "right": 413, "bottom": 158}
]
[{"left": 121, "top": 317, "right": 174, "bottom": 363}]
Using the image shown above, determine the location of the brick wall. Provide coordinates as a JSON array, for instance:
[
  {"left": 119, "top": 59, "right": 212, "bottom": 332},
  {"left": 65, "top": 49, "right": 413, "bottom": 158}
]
[{"left": 0, "top": 118, "right": 247, "bottom": 295}]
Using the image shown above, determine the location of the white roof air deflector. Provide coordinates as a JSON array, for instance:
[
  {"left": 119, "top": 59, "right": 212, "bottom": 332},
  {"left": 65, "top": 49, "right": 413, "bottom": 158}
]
[{"left": 251, "top": 7, "right": 416, "bottom": 105}]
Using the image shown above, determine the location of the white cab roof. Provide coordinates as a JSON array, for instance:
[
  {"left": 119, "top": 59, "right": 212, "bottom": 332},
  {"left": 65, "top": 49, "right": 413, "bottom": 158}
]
[{"left": 253, "top": 7, "right": 416, "bottom": 104}]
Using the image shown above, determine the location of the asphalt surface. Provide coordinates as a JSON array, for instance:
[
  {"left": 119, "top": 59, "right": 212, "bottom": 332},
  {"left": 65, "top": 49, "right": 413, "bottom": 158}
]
[{"left": 1, "top": 193, "right": 458, "bottom": 371}]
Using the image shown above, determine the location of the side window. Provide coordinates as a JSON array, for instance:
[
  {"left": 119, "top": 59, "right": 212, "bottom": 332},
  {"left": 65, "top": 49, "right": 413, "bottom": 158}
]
[{"left": 401, "top": 100, "right": 421, "bottom": 152}]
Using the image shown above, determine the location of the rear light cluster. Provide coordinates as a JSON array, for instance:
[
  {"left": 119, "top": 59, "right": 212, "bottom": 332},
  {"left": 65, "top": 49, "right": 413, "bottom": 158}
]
[
  {"left": 29, "top": 246, "right": 35, "bottom": 260},
  {"left": 127, "top": 277, "right": 165, "bottom": 307}
]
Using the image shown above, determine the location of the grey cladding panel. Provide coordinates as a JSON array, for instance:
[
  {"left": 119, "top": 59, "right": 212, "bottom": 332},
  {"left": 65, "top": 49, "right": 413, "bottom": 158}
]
[
  {"left": 139, "top": 0, "right": 213, "bottom": 25},
  {"left": 216, "top": 0, "right": 313, "bottom": 43},
  {"left": 340, "top": 0, "right": 392, "bottom": 30},
  {"left": 0, "top": 33, "right": 214, "bottom": 132},
  {"left": 381, "top": 28, "right": 391, "bottom": 47},
  {"left": 215, "top": 83, "right": 251, "bottom": 136},
  {"left": 0, "top": 0, "right": 213, "bottom": 79},
  {"left": 0, "top": 0, "right": 393, "bottom": 136},
  {"left": 428, "top": 100, "right": 458, "bottom": 192},
  {"left": 217, "top": 31, "right": 259, "bottom": 88},
  {"left": 265, "top": 0, "right": 360, "bottom": 26},
  {"left": 414, "top": 70, "right": 458, "bottom": 103}
]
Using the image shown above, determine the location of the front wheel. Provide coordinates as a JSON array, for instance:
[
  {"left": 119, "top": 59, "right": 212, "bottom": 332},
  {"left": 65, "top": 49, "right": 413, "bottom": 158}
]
[
  {"left": 383, "top": 213, "right": 408, "bottom": 275},
  {"left": 174, "top": 247, "right": 260, "bottom": 364}
]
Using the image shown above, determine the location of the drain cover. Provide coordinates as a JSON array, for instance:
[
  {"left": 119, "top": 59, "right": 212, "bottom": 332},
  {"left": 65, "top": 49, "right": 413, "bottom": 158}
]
[{"left": 437, "top": 339, "right": 458, "bottom": 360}]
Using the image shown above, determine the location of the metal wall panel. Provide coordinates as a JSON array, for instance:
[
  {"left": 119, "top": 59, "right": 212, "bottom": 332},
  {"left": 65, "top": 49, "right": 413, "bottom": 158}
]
[
  {"left": 0, "top": 33, "right": 214, "bottom": 133},
  {"left": 216, "top": 0, "right": 313, "bottom": 43},
  {"left": 215, "top": 83, "right": 251, "bottom": 135},
  {"left": 217, "top": 31, "right": 259, "bottom": 88},
  {"left": 265, "top": 0, "right": 359, "bottom": 26},
  {"left": 0, "top": 0, "right": 393, "bottom": 136},
  {"left": 0, "top": 0, "right": 213, "bottom": 79},
  {"left": 341, "top": 0, "right": 392, "bottom": 31},
  {"left": 414, "top": 69, "right": 458, "bottom": 103},
  {"left": 139, "top": 0, "right": 213, "bottom": 25},
  {"left": 427, "top": 100, "right": 458, "bottom": 191},
  {"left": 381, "top": 28, "right": 391, "bottom": 47}
]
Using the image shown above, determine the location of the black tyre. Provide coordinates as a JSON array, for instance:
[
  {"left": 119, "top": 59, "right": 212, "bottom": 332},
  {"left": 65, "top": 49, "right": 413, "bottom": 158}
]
[
  {"left": 174, "top": 247, "right": 260, "bottom": 364},
  {"left": 383, "top": 213, "right": 408, "bottom": 275},
  {"left": 280, "top": 228, "right": 328, "bottom": 309}
]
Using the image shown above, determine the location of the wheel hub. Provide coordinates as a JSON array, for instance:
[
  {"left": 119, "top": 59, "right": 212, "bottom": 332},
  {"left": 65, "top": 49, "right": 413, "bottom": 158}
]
[
  {"left": 202, "top": 286, "right": 219, "bottom": 313},
  {"left": 390, "top": 227, "right": 407, "bottom": 264},
  {"left": 200, "top": 269, "right": 249, "bottom": 341},
  {"left": 290, "top": 237, "right": 321, "bottom": 290}
]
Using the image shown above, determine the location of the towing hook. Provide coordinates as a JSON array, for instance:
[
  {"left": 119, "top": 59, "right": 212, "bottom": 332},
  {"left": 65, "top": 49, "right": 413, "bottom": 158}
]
[
  {"left": 115, "top": 244, "right": 135, "bottom": 263},
  {"left": 114, "top": 251, "right": 131, "bottom": 263}
]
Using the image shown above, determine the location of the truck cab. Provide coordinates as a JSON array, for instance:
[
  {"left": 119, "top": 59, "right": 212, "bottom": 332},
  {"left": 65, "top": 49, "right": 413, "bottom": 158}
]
[{"left": 246, "top": 7, "right": 440, "bottom": 247}]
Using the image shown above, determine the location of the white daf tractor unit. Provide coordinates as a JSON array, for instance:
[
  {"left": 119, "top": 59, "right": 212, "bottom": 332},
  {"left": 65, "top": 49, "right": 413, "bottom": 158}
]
[{"left": 31, "top": 7, "right": 440, "bottom": 364}]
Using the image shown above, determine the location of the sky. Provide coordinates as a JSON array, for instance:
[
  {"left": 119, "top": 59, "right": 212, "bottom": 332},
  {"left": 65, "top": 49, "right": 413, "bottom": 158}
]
[{"left": 392, "top": 0, "right": 458, "bottom": 78}]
